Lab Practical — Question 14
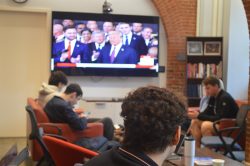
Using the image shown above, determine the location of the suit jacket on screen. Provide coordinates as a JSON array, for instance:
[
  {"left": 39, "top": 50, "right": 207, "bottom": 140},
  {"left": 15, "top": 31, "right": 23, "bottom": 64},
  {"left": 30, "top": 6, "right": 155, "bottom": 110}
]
[
  {"left": 97, "top": 44, "right": 137, "bottom": 64},
  {"left": 53, "top": 41, "right": 90, "bottom": 63}
]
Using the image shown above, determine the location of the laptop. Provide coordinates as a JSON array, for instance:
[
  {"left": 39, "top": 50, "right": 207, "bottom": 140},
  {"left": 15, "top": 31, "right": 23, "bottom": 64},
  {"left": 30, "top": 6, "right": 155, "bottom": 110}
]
[
  {"left": 174, "top": 134, "right": 185, "bottom": 156},
  {"left": 166, "top": 134, "right": 185, "bottom": 160}
]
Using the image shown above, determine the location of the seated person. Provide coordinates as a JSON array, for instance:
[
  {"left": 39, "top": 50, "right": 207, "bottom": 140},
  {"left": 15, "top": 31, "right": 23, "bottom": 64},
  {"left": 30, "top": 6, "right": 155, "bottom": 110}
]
[
  {"left": 44, "top": 83, "right": 114, "bottom": 141},
  {"left": 188, "top": 76, "right": 239, "bottom": 148},
  {"left": 85, "top": 86, "right": 186, "bottom": 166},
  {"left": 38, "top": 71, "right": 68, "bottom": 107}
]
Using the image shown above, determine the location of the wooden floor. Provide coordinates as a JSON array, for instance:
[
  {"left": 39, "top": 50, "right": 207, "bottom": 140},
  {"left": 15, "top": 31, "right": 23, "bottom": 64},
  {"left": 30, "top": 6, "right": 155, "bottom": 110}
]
[{"left": 0, "top": 137, "right": 33, "bottom": 166}]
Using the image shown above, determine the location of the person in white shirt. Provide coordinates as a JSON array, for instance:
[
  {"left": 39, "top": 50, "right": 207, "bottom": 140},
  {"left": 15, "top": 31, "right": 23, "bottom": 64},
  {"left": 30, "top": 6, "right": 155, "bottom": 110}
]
[
  {"left": 102, "top": 21, "right": 115, "bottom": 42},
  {"left": 76, "top": 23, "right": 85, "bottom": 41},
  {"left": 53, "top": 26, "right": 90, "bottom": 63},
  {"left": 132, "top": 22, "right": 143, "bottom": 36},
  {"left": 90, "top": 31, "right": 107, "bottom": 62},
  {"left": 53, "top": 24, "right": 64, "bottom": 43}
]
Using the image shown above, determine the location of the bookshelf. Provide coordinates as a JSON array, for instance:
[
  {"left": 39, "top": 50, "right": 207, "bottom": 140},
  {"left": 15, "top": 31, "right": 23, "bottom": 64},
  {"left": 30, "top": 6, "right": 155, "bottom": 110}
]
[{"left": 186, "top": 37, "right": 223, "bottom": 107}]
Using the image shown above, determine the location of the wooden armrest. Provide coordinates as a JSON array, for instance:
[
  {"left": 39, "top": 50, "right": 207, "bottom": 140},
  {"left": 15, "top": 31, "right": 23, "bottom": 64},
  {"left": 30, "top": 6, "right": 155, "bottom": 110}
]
[
  {"left": 218, "top": 126, "right": 240, "bottom": 134},
  {"left": 212, "top": 119, "right": 236, "bottom": 134},
  {"left": 213, "top": 119, "right": 236, "bottom": 130}
]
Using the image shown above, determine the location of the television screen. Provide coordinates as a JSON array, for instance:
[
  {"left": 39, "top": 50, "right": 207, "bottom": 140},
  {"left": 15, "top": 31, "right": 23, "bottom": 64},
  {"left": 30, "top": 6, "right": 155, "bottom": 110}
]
[{"left": 51, "top": 11, "right": 160, "bottom": 77}]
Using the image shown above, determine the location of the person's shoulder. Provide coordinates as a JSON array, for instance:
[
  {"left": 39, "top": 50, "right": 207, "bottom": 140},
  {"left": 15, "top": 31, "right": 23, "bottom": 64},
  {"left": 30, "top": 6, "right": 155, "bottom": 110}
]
[
  {"left": 123, "top": 46, "right": 137, "bottom": 53},
  {"left": 132, "top": 34, "right": 144, "bottom": 41},
  {"left": 75, "top": 41, "right": 85, "bottom": 47},
  {"left": 47, "top": 96, "right": 68, "bottom": 107},
  {"left": 39, "top": 83, "right": 58, "bottom": 96},
  {"left": 219, "top": 90, "right": 236, "bottom": 104},
  {"left": 54, "top": 40, "right": 64, "bottom": 46},
  {"left": 84, "top": 149, "right": 115, "bottom": 166},
  {"left": 220, "top": 90, "right": 234, "bottom": 99}
]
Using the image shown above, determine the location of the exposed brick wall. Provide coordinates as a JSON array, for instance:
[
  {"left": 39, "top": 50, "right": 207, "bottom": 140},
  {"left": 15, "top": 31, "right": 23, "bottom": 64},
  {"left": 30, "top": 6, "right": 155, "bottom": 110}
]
[
  {"left": 152, "top": 0, "right": 197, "bottom": 96},
  {"left": 243, "top": 0, "right": 250, "bottom": 163},
  {"left": 153, "top": 0, "right": 250, "bottom": 163}
]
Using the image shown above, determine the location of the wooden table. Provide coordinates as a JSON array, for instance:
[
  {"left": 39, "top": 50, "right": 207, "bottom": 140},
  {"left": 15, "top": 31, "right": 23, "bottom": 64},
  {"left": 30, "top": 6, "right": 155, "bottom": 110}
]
[{"left": 163, "top": 148, "right": 243, "bottom": 166}]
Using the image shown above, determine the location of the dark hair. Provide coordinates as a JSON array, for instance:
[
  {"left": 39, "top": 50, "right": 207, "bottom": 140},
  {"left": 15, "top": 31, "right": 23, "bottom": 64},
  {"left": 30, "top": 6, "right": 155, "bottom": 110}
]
[
  {"left": 75, "top": 23, "right": 85, "bottom": 28},
  {"left": 203, "top": 76, "right": 220, "bottom": 87},
  {"left": 63, "top": 25, "right": 76, "bottom": 32},
  {"left": 81, "top": 28, "right": 92, "bottom": 34},
  {"left": 64, "top": 83, "right": 83, "bottom": 97},
  {"left": 121, "top": 86, "right": 186, "bottom": 153},
  {"left": 48, "top": 71, "right": 68, "bottom": 86}
]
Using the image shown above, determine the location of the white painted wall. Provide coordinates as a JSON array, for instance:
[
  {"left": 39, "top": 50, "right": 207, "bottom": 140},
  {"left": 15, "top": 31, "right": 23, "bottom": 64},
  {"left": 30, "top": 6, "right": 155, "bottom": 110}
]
[
  {"left": 0, "top": 0, "right": 166, "bottom": 99},
  {"left": 0, "top": 0, "right": 166, "bottom": 137},
  {"left": 197, "top": 0, "right": 249, "bottom": 100},
  {"left": 223, "top": 0, "right": 249, "bottom": 100}
]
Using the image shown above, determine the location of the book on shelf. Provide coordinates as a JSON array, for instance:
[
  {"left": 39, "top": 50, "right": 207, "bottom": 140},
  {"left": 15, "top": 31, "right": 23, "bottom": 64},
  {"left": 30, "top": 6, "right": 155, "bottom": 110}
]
[
  {"left": 187, "top": 84, "right": 204, "bottom": 98},
  {"left": 187, "top": 62, "right": 222, "bottom": 79}
]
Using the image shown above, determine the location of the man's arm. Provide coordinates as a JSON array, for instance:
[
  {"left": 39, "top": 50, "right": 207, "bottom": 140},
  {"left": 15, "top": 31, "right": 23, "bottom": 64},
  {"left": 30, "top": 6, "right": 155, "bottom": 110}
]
[
  {"left": 216, "top": 96, "right": 239, "bottom": 119},
  {"left": 63, "top": 105, "right": 88, "bottom": 131},
  {"left": 128, "top": 48, "right": 138, "bottom": 64},
  {"left": 197, "top": 111, "right": 220, "bottom": 122},
  {"left": 197, "top": 97, "right": 221, "bottom": 122}
]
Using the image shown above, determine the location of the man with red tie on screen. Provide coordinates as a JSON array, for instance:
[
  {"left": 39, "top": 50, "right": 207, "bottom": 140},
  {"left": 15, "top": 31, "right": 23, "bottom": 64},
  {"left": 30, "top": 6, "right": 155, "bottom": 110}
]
[
  {"left": 94, "top": 31, "right": 137, "bottom": 64},
  {"left": 52, "top": 25, "right": 90, "bottom": 64}
]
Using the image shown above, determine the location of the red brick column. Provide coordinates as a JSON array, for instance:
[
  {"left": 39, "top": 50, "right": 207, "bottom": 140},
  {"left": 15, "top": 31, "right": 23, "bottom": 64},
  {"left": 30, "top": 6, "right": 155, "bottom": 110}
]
[
  {"left": 152, "top": 0, "right": 197, "bottom": 95},
  {"left": 243, "top": 0, "right": 250, "bottom": 164}
]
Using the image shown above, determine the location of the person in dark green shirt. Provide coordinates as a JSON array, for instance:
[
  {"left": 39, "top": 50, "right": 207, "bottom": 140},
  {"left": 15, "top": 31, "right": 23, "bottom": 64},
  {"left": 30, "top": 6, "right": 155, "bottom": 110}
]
[{"left": 188, "top": 76, "right": 239, "bottom": 148}]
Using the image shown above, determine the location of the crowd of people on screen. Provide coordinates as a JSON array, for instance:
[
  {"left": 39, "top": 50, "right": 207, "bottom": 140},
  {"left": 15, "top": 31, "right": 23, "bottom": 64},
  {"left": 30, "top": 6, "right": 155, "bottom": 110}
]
[{"left": 52, "top": 19, "right": 158, "bottom": 64}]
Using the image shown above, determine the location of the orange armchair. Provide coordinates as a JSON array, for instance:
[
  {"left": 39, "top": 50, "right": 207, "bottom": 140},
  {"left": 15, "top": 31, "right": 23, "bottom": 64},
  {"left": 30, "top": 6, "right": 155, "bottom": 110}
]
[
  {"left": 27, "top": 98, "right": 103, "bottom": 161},
  {"left": 43, "top": 135, "right": 98, "bottom": 165}
]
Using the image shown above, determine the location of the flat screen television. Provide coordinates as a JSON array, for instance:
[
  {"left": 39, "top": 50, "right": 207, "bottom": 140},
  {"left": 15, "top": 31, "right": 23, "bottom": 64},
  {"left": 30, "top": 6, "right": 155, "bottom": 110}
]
[{"left": 51, "top": 11, "right": 160, "bottom": 77}]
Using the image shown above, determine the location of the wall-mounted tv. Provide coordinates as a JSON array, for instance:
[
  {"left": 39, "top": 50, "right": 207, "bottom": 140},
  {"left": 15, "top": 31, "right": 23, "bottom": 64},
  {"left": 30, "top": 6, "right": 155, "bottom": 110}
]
[{"left": 51, "top": 11, "right": 159, "bottom": 77}]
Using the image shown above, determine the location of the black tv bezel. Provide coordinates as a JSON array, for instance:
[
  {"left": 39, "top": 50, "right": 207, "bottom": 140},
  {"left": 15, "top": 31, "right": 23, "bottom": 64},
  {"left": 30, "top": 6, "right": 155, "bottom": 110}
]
[{"left": 51, "top": 11, "right": 160, "bottom": 77}]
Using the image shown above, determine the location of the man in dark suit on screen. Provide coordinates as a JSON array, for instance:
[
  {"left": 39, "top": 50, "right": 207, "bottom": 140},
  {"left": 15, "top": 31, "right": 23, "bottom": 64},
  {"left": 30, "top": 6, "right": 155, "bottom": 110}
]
[
  {"left": 88, "top": 31, "right": 108, "bottom": 62},
  {"left": 119, "top": 22, "right": 148, "bottom": 63},
  {"left": 94, "top": 31, "right": 137, "bottom": 64},
  {"left": 53, "top": 26, "right": 90, "bottom": 63}
]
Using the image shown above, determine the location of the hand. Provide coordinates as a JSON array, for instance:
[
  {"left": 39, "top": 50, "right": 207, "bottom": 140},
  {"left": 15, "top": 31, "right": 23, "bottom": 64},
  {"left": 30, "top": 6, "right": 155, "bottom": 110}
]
[
  {"left": 74, "top": 108, "right": 84, "bottom": 114},
  {"left": 187, "top": 110, "right": 199, "bottom": 119},
  {"left": 60, "top": 52, "right": 68, "bottom": 61},
  {"left": 92, "top": 51, "right": 100, "bottom": 59},
  {"left": 78, "top": 113, "right": 87, "bottom": 118},
  {"left": 71, "top": 55, "right": 81, "bottom": 63}
]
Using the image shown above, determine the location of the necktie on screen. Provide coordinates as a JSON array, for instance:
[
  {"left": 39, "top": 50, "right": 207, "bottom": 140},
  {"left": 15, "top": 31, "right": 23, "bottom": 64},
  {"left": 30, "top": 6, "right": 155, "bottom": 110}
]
[
  {"left": 110, "top": 47, "right": 116, "bottom": 63},
  {"left": 67, "top": 41, "right": 71, "bottom": 60},
  {"left": 97, "top": 44, "right": 101, "bottom": 51},
  {"left": 125, "top": 35, "right": 128, "bottom": 46}
]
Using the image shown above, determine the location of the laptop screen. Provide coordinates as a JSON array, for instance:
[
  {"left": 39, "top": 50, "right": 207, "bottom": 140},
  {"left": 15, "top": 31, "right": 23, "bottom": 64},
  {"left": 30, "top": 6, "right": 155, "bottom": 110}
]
[{"left": 174, "top": 134, "right": 185, "bottom": 155}]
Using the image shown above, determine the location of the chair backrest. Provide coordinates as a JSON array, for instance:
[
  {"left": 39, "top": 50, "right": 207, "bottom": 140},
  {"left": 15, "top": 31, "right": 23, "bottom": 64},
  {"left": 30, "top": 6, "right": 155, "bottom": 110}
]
[
  {"left": 25, "top": 105, "right": 55, "bottom": 165},
  {"left": 235, "top": 100, "right": 248, "bottom": 108},
  {"left": 43, "top": 135, "right": 98, "bottom": 166},
  {"left": 27, "top": 98, "right": 50, "bottom": 123},
  {"left": 236, "top": 104, "right": 250, "bottom": 127}
]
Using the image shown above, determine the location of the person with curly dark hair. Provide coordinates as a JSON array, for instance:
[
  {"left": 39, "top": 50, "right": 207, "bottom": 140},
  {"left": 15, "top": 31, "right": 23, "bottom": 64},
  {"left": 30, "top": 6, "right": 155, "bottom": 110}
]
[{"left": 85, "top": 86, "right": 187, "bottom": 166}]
